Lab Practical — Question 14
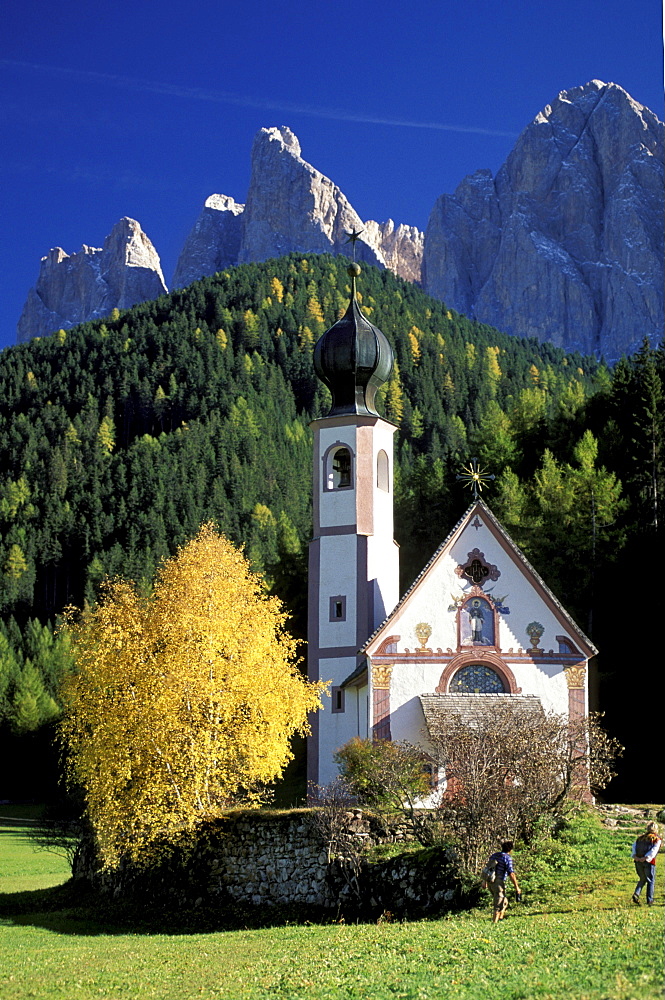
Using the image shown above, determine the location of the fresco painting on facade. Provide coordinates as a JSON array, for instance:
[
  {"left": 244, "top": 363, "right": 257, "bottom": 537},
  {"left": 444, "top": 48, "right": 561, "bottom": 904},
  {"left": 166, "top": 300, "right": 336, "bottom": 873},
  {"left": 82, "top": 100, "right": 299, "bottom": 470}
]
[
  {"left": 460, "top": 597, "right": 495, "bottom": 646},
  {"left": 526, "top": 621, "right": 545, "bottom": 652},
  {"left": 414, "top": 622, "right": 432, "bottom": 650},
  {"left": 484, "top": 589, "right": 510, "bottom": 614}
]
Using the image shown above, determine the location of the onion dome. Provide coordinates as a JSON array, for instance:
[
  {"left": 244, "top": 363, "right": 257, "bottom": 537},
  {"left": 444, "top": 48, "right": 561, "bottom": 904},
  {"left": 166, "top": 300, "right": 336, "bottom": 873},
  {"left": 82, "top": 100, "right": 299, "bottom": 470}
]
[{"left": 313, "top": 263, "right": 394, "bottom": 417}]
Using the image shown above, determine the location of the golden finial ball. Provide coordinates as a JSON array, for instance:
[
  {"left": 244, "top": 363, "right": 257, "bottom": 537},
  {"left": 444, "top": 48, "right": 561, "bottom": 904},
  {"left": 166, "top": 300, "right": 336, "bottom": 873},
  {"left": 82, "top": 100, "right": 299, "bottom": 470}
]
[{"left": 347, "top": 262, "right": 361, "bottom": 278}]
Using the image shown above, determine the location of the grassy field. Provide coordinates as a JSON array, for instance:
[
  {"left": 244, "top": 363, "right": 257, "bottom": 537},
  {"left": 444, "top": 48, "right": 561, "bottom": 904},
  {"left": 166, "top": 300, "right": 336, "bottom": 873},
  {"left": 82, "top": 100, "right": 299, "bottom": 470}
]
[{"left": 0, "top": 806, "right": 662, "bottom": 1000}]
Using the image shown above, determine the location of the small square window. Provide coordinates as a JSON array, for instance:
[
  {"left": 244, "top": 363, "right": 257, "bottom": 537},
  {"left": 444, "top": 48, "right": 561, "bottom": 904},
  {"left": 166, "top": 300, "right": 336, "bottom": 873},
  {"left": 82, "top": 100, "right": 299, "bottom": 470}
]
[
  {"left": 329, "top": 595, "right": 346, "bottom": 622},
  {"left": 331, "top": 687, "right": 345, "bottom": 713}
]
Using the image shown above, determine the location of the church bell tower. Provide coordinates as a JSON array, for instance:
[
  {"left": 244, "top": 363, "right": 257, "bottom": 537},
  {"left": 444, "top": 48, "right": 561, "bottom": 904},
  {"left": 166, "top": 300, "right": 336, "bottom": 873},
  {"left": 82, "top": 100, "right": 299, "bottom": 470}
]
[{"left": 308, "top": 263, "right": 399, "bottom": 786}]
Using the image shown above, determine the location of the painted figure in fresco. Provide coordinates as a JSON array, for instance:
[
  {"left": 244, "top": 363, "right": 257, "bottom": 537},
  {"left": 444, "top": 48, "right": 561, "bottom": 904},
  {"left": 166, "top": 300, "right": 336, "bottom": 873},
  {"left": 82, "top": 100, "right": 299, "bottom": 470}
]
[
  {"left": 462, "top": 597, "right": 494, "bottom": 645},
  {"left": 469, "top": 599, "right": 484, "bottom": 641}
]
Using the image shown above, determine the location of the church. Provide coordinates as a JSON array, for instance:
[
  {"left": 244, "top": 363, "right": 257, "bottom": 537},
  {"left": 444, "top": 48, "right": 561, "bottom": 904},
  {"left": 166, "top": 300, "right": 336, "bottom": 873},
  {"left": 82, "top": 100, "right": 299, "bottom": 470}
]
[{"left": 307, "top": 263, "right": 596, "bottom": 787}]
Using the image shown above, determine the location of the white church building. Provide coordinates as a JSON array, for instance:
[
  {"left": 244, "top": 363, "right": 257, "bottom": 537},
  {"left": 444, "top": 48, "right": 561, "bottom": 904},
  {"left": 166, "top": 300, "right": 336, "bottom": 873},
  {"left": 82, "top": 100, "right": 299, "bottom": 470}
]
[{"left": 307, "top": 263, "right": 596, "bottom": 787}]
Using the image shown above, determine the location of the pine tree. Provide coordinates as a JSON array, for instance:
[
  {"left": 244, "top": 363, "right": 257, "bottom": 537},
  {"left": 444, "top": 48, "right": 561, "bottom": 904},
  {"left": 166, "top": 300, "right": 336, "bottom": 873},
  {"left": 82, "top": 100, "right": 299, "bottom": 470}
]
[
  {"left": 0, "top": 630, "right": 21, "bottom": 723},
  {"left": 4, "top": 543, "right": 28, "bottom": 579},
  {"left": 469, "top": 401, "right": 518, "bottom": 472},
  {"left": 11, "top": 661, "right": 59, "bottom": 733},
  {"left": 379, "top": 363, "right": 404, "bottom": 425},
  {"left": 630, "top": 339, "right": 664, "bottom": 530}
]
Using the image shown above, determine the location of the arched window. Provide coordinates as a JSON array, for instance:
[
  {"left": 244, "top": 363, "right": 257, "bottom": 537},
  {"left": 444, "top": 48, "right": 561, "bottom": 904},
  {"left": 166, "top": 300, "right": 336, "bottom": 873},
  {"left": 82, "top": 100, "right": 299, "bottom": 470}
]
[
  {"left": 450, "top": 663, "right": 506, "bottom": 694},
  {"left": 377, "top": 450, "right": 389, "bottom": 492},
  {"left": 326, "top": 446, "right": 352, "bottom": 490},
  {"left": 436, "top": 653, "right": 519, "bottom": 695}
]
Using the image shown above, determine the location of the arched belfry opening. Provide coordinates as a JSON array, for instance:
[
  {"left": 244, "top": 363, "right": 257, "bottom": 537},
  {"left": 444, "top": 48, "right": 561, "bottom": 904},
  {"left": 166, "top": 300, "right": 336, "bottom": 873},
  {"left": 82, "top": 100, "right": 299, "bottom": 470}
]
[{"left": 329, "top": 446, "right": 352, "bottom": 489}]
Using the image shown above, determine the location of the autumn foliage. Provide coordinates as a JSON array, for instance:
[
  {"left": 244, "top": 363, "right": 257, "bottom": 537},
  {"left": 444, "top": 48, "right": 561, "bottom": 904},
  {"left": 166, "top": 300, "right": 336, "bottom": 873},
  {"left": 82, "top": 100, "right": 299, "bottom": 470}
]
[{"left": 60, "top": 524, "right": 324, "bottom": 868}]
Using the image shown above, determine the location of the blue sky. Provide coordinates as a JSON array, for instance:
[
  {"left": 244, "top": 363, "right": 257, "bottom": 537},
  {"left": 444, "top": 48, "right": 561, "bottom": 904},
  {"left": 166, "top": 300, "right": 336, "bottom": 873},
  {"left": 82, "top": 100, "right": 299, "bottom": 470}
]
[{"left": 1, "top": 0, "right": 663, "bottom": 350}]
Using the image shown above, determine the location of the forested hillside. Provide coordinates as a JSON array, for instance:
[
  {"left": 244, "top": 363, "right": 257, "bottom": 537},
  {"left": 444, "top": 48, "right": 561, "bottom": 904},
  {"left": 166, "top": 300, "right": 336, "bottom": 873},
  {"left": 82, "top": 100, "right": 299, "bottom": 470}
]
[{"left": 0, "top": 253, "right": 662, "bottom": 797}]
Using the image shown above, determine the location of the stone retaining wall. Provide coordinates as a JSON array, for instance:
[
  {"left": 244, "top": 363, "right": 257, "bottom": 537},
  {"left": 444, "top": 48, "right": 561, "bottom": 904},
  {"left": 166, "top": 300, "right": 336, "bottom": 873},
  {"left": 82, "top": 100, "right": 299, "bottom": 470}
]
[
  {"left": 209, "top": 811, "right": 331, "bottom": 907},
  {"left": 74, "top": 808, "right": 466, "bottom": 918}
]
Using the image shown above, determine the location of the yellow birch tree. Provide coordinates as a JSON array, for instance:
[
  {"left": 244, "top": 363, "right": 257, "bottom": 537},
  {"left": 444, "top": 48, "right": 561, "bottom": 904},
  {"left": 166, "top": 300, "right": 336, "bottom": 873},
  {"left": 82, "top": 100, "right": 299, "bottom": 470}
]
[{"left": 60, "top": 524, "right": 325, "bottom": 868}]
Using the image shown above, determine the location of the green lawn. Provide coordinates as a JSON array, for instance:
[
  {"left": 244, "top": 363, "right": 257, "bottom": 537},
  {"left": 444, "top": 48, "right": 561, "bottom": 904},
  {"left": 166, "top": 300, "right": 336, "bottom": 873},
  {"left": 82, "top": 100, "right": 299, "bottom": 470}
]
[
  {"left": 0, "top": 809, "right": 662, "bottom": 1000},
  {"left": 0, "top": 823, "right": 70, "bottom": 894}
]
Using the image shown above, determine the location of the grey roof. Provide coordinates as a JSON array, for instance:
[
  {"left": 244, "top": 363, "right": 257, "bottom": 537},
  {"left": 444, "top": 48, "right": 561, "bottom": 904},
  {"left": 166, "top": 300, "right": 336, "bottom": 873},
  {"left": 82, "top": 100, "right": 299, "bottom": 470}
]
[
  {"left": 420, "top": 693, "right": 544, "bottom": 736},
  {"left": 340, "top": 662, "right": 368, "bottom": 688},
  {"left": 313, "top": 265, "right": 394, "bottom": 418},
  {"left": 361, "top": 499, "right": 598, "bottom": 658}
]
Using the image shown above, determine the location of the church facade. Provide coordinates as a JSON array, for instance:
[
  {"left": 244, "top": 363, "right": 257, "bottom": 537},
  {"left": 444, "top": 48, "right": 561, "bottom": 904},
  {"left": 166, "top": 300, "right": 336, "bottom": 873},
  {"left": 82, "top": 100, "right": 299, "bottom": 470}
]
[{"left": 307, "top": 264, "right": 595, "bottom": 787}]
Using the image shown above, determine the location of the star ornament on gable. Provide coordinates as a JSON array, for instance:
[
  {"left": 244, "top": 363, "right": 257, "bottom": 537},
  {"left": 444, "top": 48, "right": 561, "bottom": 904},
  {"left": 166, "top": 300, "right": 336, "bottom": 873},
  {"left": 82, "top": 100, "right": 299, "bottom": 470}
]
[{"left": 456, "top": 458, "right": 495, "bottom": 500}]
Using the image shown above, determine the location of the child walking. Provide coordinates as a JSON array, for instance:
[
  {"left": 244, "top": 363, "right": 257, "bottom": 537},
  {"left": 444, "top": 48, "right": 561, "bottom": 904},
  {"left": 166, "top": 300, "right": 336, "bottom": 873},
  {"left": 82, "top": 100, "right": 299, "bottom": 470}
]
[{"left": 483, "top": 840, "right": 521, "bottom": 924}]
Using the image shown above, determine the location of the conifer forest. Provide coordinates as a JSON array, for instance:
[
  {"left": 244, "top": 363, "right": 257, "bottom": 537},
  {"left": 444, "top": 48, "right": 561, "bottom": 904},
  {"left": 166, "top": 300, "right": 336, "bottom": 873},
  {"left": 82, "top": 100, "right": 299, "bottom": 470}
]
[{"left": 0, "top": 254, "right": 662, "bottom": 799}]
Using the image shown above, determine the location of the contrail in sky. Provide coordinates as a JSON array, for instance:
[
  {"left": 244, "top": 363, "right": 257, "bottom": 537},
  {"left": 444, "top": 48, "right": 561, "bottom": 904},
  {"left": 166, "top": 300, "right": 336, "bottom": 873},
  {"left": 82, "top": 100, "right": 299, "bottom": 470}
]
[{"left": 1, "top": 59, "right": 518, "bottom": 138}]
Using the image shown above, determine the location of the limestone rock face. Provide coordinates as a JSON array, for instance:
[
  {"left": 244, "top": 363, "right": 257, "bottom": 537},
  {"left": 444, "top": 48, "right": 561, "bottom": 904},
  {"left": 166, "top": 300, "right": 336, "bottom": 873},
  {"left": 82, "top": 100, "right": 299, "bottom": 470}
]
[
  {"left": 172, "top": 195, "right": 244, "bottom": 288},
  {"left": 238, "top": 126, "right": 386, "bottom": 267},
  {"left": 17, "top": 218, "right": 167, "bottom": 342},
  {"left": 423, "top": 81, "right": 664, "bottom": 359},
  {"left": 364, "top": 219, "right": 424, "bottom": 283},
  {"left": 172, "top": 127, "right": 424, "bottom": 285}
]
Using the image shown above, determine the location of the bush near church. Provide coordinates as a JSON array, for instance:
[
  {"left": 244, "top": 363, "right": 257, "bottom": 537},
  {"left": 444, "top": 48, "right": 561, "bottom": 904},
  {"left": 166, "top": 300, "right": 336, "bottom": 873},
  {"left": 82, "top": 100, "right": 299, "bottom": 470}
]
[{"left": 336, "top": 705, "right": 622, "bottom": 874}]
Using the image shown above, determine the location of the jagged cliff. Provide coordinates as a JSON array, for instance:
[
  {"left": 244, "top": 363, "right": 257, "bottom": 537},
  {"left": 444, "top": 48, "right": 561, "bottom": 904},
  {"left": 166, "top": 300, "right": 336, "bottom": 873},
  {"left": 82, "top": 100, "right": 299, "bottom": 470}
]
[
  {"left": 171, "top": 195, "right": 244, "bottom": 290},
  {"left": 17, "top": 218, "right": 167, "bottom": 343},
  {"left": 238, "top": 126, "right": 384, "bottom": 266},
  {"left": 17, "top": 84, "right": 663, "bottom": 358},
  {"left": 172, "top": 126, "right": 424, "bottom": 288},
  {"left": 363, "top": 219, "right": 424, "bottom": 285},
  {"left": 422, "top": 81, "right": 664, "bottom": 360}
]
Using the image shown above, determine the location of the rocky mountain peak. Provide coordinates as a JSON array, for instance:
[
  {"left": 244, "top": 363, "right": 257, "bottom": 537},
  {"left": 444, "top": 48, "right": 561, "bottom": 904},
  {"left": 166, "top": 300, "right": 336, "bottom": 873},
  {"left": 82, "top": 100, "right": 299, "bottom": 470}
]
[
  {"left": 423, "top": 80, "right": 664, "bottom": 360},
  {"left": 363, "top": 219, "right": 425, "bottom": 284},
  {"left": 172, "top": 196, "right": 245, "bottom": 289},
  {"left": 17, "top": 84, "right": 661, "bottom": 359},
  {"left": 103, "top": 217, "right": 166, "bottom": 289},
  {"left": 258, "top": 125, "right": 302, "bottom": 158},
  {"left": 204, "top": 194, "right": 244, "bottom": 214},
  {"left": 17, "top": 219, "right": 167, "bottom": 343},
  {"left": 238, "top": 125, "right": 385, "bottom": 266},
  {"left": 172, "top": 128, "right": 424, "bottom": 289}
]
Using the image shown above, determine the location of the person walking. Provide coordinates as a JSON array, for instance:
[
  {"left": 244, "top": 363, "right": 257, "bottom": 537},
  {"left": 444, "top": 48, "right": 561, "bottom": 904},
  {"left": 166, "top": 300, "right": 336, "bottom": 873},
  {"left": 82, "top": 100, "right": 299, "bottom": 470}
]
[
  {"left": 483, "top": 840, "right": 521, "bottom": 924},
  {"left": 632, "top": 821, "right": 661, "bottom": 906}
]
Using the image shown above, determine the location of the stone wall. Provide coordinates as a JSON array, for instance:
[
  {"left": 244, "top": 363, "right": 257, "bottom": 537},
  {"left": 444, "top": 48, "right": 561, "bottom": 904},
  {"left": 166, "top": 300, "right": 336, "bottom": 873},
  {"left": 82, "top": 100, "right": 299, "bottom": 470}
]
[
  {"left": 74, "top": 808, "right": 467, "bottom": 919},
  {"left": 210, "top": 810, "right": 331, "bottom": 907}
]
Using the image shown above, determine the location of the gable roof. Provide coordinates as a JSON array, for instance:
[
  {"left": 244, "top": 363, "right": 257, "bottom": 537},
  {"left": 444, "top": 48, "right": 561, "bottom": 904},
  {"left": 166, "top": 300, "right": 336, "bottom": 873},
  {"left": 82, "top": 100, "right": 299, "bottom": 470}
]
[{"left": 362, "top": 499, "right": 597, "bottom": 658}]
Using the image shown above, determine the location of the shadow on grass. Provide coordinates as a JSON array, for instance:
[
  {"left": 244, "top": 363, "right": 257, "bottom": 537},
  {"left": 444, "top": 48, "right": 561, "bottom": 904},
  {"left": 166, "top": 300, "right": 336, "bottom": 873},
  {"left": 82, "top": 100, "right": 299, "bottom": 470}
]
[
  {"left": 0, "top": 878, "right": 356, "bottom": 937},
  {"left": 3, "top": 881, "right": 647, "bottom": 939},
  {"left": 1, "top": 878, "right": 483, "bottom": 937}
]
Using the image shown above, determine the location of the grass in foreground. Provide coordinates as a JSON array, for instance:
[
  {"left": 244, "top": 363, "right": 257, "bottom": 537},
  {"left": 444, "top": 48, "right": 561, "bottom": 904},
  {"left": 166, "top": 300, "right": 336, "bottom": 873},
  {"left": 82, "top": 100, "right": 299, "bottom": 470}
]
[{"left": 0, "top": 808, "right": 662, "bottom": 1000}]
